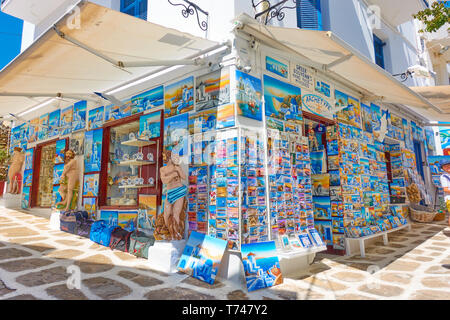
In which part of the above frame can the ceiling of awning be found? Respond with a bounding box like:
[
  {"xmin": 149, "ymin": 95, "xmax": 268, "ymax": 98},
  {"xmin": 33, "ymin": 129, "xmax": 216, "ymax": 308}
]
[
  {"xmin": 0, "ymin": 1, "xmax": 220, "ymax": 117},
  {"xmin": 234, "ymin": 14, "xmax": 442, "ymax": 119}
]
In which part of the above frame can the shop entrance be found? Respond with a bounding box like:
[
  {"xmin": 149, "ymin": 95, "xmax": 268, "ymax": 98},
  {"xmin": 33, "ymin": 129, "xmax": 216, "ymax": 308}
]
[
  {"xmin": 302, "ymin": 112, "xmax": 344, "ymax": 255},
  {"xmin": 31, "ymin": 140, "xmax": 57, "ymax": 208}
]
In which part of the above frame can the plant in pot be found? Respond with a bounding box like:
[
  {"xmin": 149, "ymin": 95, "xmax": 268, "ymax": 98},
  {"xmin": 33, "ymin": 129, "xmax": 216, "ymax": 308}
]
[{"xmin": 0, "ymin": 148, "xmax": 10, "ymax": 196}]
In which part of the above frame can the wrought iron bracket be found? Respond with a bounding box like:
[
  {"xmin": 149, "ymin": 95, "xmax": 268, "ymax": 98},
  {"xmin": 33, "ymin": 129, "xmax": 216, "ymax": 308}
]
[
  {"xmin": 167, "ymin": 0, "xmax": 209, "ymax": 31},
  {"xmin": 252, "ymin": 0, "xmax": 297, "ymax": 25},
  {"xmin": 392, "ymin": 70, "xmax": 413, "ymax": 83}
]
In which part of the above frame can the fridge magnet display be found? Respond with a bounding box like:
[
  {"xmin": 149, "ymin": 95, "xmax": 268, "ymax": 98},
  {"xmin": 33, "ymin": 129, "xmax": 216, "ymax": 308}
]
[
  {"xmin": 60, "ymin": 105, "xmax": 73, "ymax": 136},
  {"xmin": 84, "ymin": 128, "xmax": 103, "ymax": 173},
  {"xmin": 72, "ymin": 100, "xmax": 87, "ymax": 132},
  {"xmin": 165, "ymin": 76, "xmax": 195, "ymax": 117},
  {"xmin": 83, "ymin": 173, "xmax": 99, "ymax": 197},
  {"xmin": 48, "ymin": 109, "xmax": 61, "ymax": 138},
  {"xmin": 164, "ymin": 113, "xmax": 189, "ymax": 156},
  {"xmin": 177, "ymin": 231, "xmax": 228, "ymax": 285},
  {"xmin": 266, "ymin": 55, "xmax": 289, "ymax": 79},
  {"xmin": 139, "ymin": 111, "xmax": 161, "ymax": 139},
  {"xmin": 236, "ymin": 70, "xmax": 263, "ymax": 121},
  {"xmin": 241, "ymin": 241, "xmax": 283, "ymax": 292},
  {"xmin": 263, "ymin": 74, "xmax": 302, "ymax": 123},
  {"xmin": 100, "ymin": 210, "xmax": 118, "ymax": 226},
  {"xmin": 195, "ymin": 68, "xmax": 230, "ymax": 112},
  {"xmin": 88, "ymin": 106, "xmax": 104, "ymax": 130},
  {"xmin": 130, "ymin": 85, "xmax": 164, "ymax": 113}
]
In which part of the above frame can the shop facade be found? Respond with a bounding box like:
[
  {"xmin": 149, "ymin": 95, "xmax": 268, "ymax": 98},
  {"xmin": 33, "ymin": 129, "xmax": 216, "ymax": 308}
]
[{"xmin": 3, "ymin": 5, "xmax": 442, "ymax": 288}]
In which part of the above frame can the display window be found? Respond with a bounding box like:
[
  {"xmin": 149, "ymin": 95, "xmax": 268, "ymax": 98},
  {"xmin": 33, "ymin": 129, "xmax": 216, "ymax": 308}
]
[
  {"xmin": 30, "ymin": 141, "xmax": 56, "ymax": 208},
  {"xmin": 99, "ymin": 111, "xmax": 162, "ymax": 209}
]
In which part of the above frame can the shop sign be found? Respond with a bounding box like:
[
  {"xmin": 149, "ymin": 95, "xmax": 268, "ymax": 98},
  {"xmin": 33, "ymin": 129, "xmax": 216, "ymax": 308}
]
[
  {"xmin": 291, "ymin": 63, "xmax": 314, "ymax": 90},
  {"xmin": 302, "ymin": 91, "xmax": 334, "ymax": 120},
  {"xmin": 265, "ymin": 55, "xmax": 289, "ymax": 79}
]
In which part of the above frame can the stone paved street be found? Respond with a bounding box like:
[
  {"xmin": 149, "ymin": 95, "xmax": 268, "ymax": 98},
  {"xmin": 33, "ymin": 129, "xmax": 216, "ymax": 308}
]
[{"xmin": 0, "ymin": 206, "xmax": 449, "ymax": 300}]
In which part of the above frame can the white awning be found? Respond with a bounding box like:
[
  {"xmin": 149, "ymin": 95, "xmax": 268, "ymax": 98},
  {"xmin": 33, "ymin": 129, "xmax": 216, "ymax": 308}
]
[
  {"xmin": 0, "ymin": 1, "xmax": 224, "ymax": 117},
  {"xmin": 234, "ymin": 14, "xmax": 441, "ymax": 115},
  {"xmin": 411, "ymin": 86, "xmax": 450, "ymax": 112}
]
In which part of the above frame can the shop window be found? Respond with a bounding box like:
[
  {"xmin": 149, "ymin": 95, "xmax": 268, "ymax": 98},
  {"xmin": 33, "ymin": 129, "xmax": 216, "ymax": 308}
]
[
  {"xmin": 297, "ymin": 0, "xmax": 323, "ymax": 30},
  {"xmin": 373, "ymin": 34, "xmax": 386, "ymax": 69},
  {"xmin": 101, "ymin": 116, "xmax": 160, "ymax": 208},
  {"xmin": 120, "ymin": 0, "xmax": 148, "ymax": 20}
]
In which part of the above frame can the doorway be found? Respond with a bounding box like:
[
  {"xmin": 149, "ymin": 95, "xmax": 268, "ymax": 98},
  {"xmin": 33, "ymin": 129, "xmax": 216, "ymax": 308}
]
[{"xmin": 31, "ymin": 141, "xmax": 57, "ymax": 208}]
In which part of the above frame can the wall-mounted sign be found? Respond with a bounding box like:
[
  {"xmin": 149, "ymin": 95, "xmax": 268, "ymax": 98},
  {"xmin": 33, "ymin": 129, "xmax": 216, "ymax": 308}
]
[
  {"xmin": 265, "ymin": 55, "xmax": 289, "ymax": 79},
  {"xmin": 302, "ymin": 91, "xmax": 334, "ymax": 120},
  {"xmin": 291, "ymin": 63, "xmax": 314, "ymax": 90}
]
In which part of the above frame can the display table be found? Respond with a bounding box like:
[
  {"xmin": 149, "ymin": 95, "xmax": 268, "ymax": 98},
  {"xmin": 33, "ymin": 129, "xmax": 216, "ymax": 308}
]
[
  {"xmin": 345, "ymin": 223, "xmax": 411, "ymax": 257},
  {"xmin": 3, "ymin": 193, "xmax": 21, "ymax": 209},
  {"xmin": 277, "ymin": 245, "xmax": 327, "ymax": 277}
]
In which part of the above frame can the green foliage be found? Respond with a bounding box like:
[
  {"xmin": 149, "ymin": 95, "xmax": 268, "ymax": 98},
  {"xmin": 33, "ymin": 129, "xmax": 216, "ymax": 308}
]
[
  {"xmin": 0, "ymin": 147, "xmax": 10, "ymax": 182},
  {"xmin": 413, "ymin": 1, "xmax": 450, "ymax": 33}
]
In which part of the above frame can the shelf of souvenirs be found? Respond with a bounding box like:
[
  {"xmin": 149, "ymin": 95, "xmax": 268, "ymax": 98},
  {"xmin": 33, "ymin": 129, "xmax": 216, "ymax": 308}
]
[
  {"xmin": 118, "ymin": 160, "xmax": 156, "ymax": 166},
  {"xmin": 121, "ymin": 139, "xmax": 157, "ymax": 147},
  {"xmin": 118, "ymin": 184, "xmax": 155, "ymax": 189}
]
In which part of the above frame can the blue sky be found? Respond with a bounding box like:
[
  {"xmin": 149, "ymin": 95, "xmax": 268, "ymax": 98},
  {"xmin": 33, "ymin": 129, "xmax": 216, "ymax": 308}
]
[{"xmin": 0, "ymin": 11, "xmax": 23, "ymax": 70}]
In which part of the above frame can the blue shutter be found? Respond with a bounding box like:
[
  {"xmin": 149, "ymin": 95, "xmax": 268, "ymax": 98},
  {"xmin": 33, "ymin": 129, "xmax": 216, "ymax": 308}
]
[
  {"xmin": 297, "ymin": 0, "xmax": 322, "ymax": 30},
  {"xmin": 120, "ymin": 0, "xmax": 147, "ymax": 20}
]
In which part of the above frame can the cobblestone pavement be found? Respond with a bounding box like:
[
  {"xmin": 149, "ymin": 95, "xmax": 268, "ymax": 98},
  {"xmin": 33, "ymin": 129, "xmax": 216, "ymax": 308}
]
[{"xmin": 0, "ymin": 206, "xmax": 449, "ymax": 300}]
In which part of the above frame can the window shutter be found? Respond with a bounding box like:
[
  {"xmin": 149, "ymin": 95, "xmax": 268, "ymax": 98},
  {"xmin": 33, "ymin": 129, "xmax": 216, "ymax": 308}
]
[{"xmin": 297, "ymin": 0, "xmax": 322, "ymax": 30}]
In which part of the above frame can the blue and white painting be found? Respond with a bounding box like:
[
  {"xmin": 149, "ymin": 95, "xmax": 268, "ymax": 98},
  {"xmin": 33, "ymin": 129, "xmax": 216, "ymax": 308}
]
[
  {"xmin": 164, "ymin": 113, "xmax": 188, "ymax": 156},
  {"xmin": 84, "ymin": 128, "xmax": 103, "ymax": 173},
  {"xmin": 53, "ymin": 163, "xmax": 65, "ymax": 185},
  {"xmin": 241, "ymin": 241, "xmax": 283, "ymax": 292},
  {"xmin": 236, "ymin": 70, "xmax": 263, "ymax": 121},
  {"xmin": 100, "ymin": 210, "xmax": 119, "ymax": 226},
  {"xmin": 131, "ymin": 85, "xmax": 164, "ymax": 113},
  {"xmin": 72, "ymin": 100, "xmax": 87, "ymax": 132},
  {"xmin": 88, "ymin": 106, "xmax": 104, "ymax": 130},
  {"xmin": 177, "ymin": 231, "xmax": 228, "ymax": 285},
  {"xmin": 139, "ymin": 111, "xmax": 161, "ymax": 139},
  {"xmin": 48, "ymin": 109, "xmax": 61, "ymax": 138},
  {"xmin": 60, "ymin": 105, "xmax": 73, "ymax": 136},
  {"xmin": 264, "ymin": 74, "xmax": 302, "ymax": 123}
]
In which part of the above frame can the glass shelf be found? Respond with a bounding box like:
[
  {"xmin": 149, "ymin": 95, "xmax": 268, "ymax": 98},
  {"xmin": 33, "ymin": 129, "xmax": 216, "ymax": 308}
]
[
  {"xmin": 121, "ymin": 139, "xmax": 156, "ymax": 147},
  {"xmin": 118, "ymin": 160, "xmax": 155, "ymax": 166}
]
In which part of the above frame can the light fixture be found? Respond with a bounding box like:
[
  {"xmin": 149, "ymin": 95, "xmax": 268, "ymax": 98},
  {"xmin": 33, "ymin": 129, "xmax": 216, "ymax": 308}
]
[{"xmin": 17, "ymin": 99, "xmax": 56, "ymax": 117}]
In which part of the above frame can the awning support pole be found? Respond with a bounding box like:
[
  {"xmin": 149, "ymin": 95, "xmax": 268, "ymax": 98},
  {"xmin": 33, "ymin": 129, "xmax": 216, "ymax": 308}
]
[
  {"xmin": 324, "ymin": 54, "xmax": 353, "ymax": 70},
  {"xmin": 53, "ymin": 26, "xmax": 208, "ymax": 69},
  {"xmin": 0, "ymin": 92, "xmax": 100, "ymax": 103}
]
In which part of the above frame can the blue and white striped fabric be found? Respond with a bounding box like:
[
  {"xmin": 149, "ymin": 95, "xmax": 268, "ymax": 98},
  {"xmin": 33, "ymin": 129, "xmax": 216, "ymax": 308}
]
[{"xmin": 166, "ymin": 185, "xmax": 188, "ymax": 204}]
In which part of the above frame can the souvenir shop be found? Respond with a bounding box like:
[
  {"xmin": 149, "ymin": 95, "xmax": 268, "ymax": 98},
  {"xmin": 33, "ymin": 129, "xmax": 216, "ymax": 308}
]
[{"xmin": 3, "ymin": 9, "xmax": 440, "ymax": 291}]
